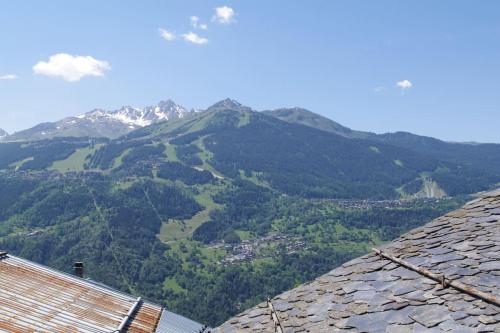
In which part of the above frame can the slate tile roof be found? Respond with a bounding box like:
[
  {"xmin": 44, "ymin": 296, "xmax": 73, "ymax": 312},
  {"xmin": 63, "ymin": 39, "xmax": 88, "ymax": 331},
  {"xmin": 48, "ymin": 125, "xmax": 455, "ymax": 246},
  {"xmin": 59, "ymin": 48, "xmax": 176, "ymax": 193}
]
[{"xmin": 213, "ymin": 189, "xmax": 500, "ymax": 332}]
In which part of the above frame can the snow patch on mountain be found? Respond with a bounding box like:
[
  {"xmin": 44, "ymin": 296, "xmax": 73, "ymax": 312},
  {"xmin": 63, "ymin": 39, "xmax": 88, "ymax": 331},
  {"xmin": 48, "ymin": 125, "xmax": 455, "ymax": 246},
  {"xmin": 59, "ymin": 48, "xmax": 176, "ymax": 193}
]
[
  {"xmin": 75, "ymin": 100, "xmax": 188, "ymax": 128},
  {"xmin": 7, "ymin": 99, "xmax": 192, "ymax": 141}
]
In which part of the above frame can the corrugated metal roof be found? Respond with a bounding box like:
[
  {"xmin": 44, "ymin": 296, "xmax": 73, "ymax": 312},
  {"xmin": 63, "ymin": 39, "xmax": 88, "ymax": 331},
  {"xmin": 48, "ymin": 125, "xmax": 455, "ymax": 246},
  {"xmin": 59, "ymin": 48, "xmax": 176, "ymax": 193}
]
[
  {"xmin": 0, "ymin": 254, "xmax": 162, "ymax": 333},
  {"xmin": 156, "ymin": 310, "xmax": 209, "ymax": 333}
]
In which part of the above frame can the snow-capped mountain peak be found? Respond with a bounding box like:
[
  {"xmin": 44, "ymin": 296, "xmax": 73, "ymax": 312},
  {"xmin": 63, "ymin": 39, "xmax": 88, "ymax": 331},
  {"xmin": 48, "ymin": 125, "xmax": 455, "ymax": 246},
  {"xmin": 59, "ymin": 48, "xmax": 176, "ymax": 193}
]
[
  {"xmin": 8, "ymin": 99, "xmax": 192, "ymax": 141},
  {"xmin": 75, "ymin": 100, "xmax": 190, "ymax": 128},
  {"xmin": 0, "ymin": 128, "xmax": 8, "ymax": 140}
]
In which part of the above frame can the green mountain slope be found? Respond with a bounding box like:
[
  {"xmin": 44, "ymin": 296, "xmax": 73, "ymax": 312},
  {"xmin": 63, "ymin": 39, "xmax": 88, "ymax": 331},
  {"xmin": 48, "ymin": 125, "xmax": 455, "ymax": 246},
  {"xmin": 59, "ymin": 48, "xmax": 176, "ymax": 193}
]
[
  {"xmin": 263, "ymin": 107, "xmax": 371, "ymax": 139},
  {"xmin": 0, "ymin": 99, "xmax": 496, "ymax": 326},
  {"xmin": 264, "ymin": 107, "xmax": 500, "ymax": 186},
  {"xmin": 372, "ymin": 131, "xmax": 500, "ymax": 175},
  {"xmin": 6, "ymin": 121, "xmax": 131, "ymax": 141},
  {"xmin": 119, "ymin": 102, "xmax": 499, "ymax": 199},
  {"xmin": 0, "ymin": 172, "xmax": 465, "ymax": 326},
  {"xmin": 2, "ymin": 101, "xmax": 498, "ymax": 199}
]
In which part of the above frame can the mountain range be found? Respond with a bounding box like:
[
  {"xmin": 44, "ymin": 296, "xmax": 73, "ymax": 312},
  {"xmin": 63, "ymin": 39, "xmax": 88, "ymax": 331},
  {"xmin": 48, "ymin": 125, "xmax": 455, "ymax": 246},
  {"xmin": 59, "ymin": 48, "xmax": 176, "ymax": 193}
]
[
  {"xmin": 3, "ymin": 99, "xmax": 190, "ymax": 141},
  {"xmin": 1, "ymin": 98, "xmax": 499, "ymax": 326},
  {"xmin": 265, "ymin": 106, "xmax": 500, "ymax": 177},
  {"xmin": 262, "ymin": 107, "xmax": 371, "ymax": 139},
  {"xmin": 0, "ymin": 128, "xmax": 7, "ymax": 139},
  {"xmin": 1, "ymin": 98, "xmax": 500, "ymax": 199}
]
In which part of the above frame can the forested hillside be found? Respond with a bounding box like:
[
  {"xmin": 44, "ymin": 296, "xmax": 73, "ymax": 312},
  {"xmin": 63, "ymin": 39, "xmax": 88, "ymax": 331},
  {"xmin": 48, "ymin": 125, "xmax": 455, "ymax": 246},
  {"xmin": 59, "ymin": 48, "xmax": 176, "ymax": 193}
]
[
  {"xmin": 0, "ymin": 173, "xmax": 464, "ymax": 325},
  {"xmin": 266, "ymin": 107, "xmax": 500, "ymax": 182},
  {"xmin": 0, "ymin": 100, "xmax": 497, "ymax": 326}
]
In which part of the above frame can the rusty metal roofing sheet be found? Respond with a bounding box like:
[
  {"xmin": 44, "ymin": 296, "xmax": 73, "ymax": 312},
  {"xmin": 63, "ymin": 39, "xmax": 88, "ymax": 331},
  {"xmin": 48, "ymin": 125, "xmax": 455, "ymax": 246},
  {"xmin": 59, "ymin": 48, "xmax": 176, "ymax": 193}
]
[{"xmin": 0, "ymin": 254, "xmax": 162, "ymax": 333}]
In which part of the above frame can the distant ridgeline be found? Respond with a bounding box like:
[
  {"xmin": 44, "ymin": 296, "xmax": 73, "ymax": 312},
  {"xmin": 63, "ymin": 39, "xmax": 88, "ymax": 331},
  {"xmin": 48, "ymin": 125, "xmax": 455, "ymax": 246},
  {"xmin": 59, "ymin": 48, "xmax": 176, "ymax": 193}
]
[
  {"xmin": 2, "ymin": 100, "xmax": 500, "ymax": 198},
  {"xmin": 0, "ymin": 99, "xmax": 499, "ymax": 326}
]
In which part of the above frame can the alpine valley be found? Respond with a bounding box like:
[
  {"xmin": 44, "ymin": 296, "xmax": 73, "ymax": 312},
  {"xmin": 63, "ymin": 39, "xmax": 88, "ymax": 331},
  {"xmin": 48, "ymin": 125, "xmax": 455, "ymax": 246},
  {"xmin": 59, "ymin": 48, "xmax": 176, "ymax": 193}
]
[{"xmin": 1, "ymin": 98, "xmax": 499, "ymax": 326}]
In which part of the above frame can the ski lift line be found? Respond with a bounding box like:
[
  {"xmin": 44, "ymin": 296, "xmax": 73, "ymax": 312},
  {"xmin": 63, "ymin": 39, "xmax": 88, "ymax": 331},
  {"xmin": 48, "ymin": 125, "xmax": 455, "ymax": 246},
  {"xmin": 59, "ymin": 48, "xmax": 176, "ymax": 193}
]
[
  {"xmin": 83, "ymin": 179, "xmax": 133, "ymax": 293},
  {"xmin": 140, "ymin": 186, "xmax": 163, "ymax": 256},
  {"xmin": 142, "ymin": 187, "xmax": 164, "ymax": 225}
]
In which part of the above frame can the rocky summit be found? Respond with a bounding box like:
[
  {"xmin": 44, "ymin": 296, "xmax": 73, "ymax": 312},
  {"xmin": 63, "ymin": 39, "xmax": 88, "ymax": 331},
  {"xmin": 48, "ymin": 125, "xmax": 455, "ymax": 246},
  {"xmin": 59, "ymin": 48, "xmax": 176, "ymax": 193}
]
[{"xmin": 4, "ymin": 99, "xmax": 191, "ymax": 141}]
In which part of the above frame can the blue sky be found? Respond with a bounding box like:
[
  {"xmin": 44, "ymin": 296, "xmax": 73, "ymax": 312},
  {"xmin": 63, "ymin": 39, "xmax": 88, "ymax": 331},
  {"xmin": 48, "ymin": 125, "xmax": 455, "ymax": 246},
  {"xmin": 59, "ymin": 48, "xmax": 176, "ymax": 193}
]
[{"xmin": 1, "ymin": 1, "xmax": 499, "ymax": 142}]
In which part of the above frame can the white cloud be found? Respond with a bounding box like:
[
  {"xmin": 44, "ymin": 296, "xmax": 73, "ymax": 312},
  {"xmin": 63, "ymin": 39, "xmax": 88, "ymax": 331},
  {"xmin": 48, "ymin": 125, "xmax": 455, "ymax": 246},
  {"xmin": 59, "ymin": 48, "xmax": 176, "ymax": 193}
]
[
  {"xmin": 396, "ymin": 79, "xmax": 413, "ymax": 90},
  {"xmin": 190, "ymin": 16, "xmax": 208, "ymax": 30},
  {"xmin": 33, "ymin": 53, "xmax": 110, "ymax": 82},
  {"xmin": 0, "ymin": 74, "xmax": 17, "ymax": 80},
  {"xmin": 373, "ymin": 86, "xmax": 386, "ymax": 93},
  {"xmin": 182, "ymin": 32, "xmax": 209, "ymax": 45},
  {"xmin": 213, "ymin": 6, "xmax": 236, "ymax": 24},
  {"xmin": 159, "ymin": 28, "xmax": 176, "ymax": 41},
  {"xmin": 190, "ymin": 16, "xmax": 199, "ymax": 28}
]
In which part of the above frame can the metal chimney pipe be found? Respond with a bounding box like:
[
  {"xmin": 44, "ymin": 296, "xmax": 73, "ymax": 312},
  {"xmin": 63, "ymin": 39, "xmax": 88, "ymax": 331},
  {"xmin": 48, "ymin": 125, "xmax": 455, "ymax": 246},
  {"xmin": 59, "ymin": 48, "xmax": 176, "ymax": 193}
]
[{"xmin": 74, "ymin": 262, "xmax": 84, "ymax": 278}]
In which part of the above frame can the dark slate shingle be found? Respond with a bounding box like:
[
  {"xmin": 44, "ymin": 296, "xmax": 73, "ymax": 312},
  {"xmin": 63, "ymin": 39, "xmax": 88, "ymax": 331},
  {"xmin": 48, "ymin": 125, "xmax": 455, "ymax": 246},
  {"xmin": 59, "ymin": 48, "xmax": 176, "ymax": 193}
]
[{"xmin": 213, "ymin": 189, "xmax": 500, "ymax": 332}]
